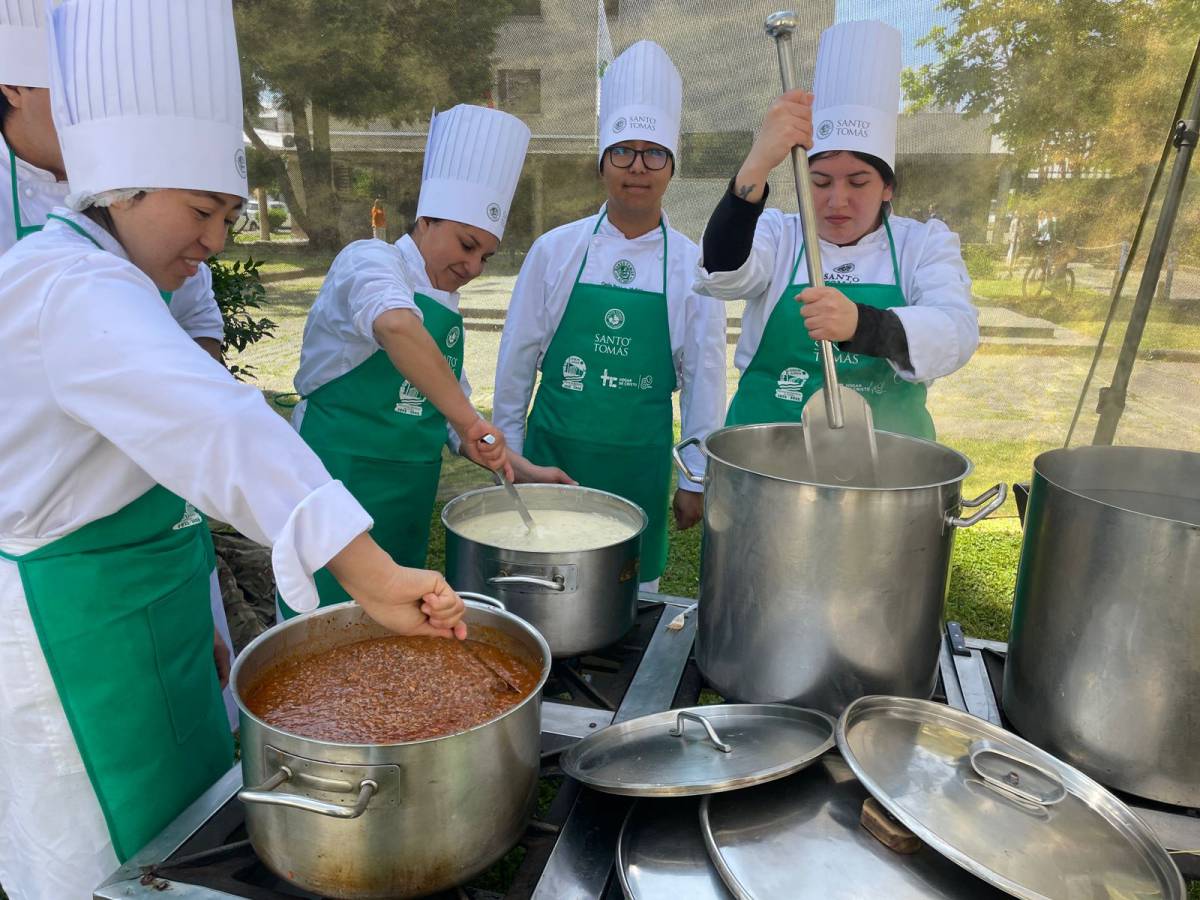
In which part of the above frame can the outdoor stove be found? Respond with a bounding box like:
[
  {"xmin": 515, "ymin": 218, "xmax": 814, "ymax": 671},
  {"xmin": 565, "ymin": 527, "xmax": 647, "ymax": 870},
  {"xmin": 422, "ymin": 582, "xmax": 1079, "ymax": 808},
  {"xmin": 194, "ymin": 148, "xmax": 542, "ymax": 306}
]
[{"xmin": 93, "ymin": 602, "xmax": 1198, "ymax": 899}]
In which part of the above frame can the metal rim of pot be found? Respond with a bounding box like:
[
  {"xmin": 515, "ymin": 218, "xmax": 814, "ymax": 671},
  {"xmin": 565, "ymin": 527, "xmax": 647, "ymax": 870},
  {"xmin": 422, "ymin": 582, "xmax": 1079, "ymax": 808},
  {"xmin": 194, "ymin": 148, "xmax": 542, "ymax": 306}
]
[
  {"xmin": 675, "ymin": 424, "xmax": 978, "ymax": 494},
  {"xmin": 231, "ymin": 595, "xmax": 551, "ymax": 751},
  {"xmin": 835, "ymin": 695, "xmax": 1186, "ymax": 900}
]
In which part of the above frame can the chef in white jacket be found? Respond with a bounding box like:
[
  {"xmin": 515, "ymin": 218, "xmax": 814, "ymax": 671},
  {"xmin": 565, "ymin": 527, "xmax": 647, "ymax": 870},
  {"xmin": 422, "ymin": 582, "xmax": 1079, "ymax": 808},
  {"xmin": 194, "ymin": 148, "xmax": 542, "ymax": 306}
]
[
  {"xmin": 286, "ymin": 104, "xmax": 572, "ymax": 619},
  {"xmin": 695, "ymin": 21, "xmax": 978, "ymax": 437},
  {"xmin": 0, "ymin": 0, "xmax": 240, "ymax": 716},
  {"xmin": 493, "ymin": 41, "xmax": 727, "ymax": 591},
  {"xmin": 0, "ymin": 3, "xmax": 465, "ymax": 898}
]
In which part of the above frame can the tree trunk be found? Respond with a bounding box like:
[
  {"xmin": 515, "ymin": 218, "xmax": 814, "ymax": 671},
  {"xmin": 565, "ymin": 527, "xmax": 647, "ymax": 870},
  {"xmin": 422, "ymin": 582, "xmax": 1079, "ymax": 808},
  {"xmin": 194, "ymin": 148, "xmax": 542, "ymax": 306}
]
[
  {"xmin": 242, "ymin": 117, "xmax": 312, "ymax": 240},
  {"xmin": 288, "ymin": 97, "xmax": 340, "ymax": 250}
]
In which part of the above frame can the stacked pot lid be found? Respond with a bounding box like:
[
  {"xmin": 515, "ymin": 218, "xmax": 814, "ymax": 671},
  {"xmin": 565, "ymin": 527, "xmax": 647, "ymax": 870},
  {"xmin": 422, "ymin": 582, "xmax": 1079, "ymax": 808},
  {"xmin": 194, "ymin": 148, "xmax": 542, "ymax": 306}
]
[{"xmin": 560, "ymin": 699, "xmax": 1186, "ymax": 899}]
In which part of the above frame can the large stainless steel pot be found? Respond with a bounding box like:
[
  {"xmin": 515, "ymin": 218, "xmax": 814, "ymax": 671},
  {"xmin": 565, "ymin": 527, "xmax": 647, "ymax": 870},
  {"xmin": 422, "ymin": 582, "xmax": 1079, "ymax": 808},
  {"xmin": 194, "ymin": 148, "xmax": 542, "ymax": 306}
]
[
  {"xmin": 231, "ymin": 596, "xmax": 551, "ymax": 899},
  {"xmin": 675, "ymin": 424, "xmax": 1006, "ymax": 714},
  {"xmin": 1004, "ymin": 445, "xmax": 1200, "ymax": 807},
  {"xmin": 443, "ymin": 484, "xmax": 647, "ymax": 658}
]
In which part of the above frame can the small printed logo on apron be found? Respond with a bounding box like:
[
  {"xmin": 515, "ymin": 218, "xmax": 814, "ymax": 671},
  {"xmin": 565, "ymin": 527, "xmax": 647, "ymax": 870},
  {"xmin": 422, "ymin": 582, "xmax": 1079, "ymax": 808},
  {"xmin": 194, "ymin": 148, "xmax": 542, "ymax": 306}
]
[
  {"xmin": 604, "ymin": 308, "xmax": 626, "ymax": 330},
  {"xmin": 561, "ymin": 355, "xmax": 587, "ymax": 392},
  {"xmin": 446, "ymin": 326, "xmax": 461, "ymax": 348},
  {"xmin": 774, "ymin": 367, "xmax": 809, "ymax": 402},
  {"xmin": 612, "ymin": 259, "xmax": 636, "ymax": 285},
  {"xmin": 171, "ymin": 503, "xmax": 203, "ymax": 531},
  {"xmin": 395, "ymin": 379, "xmax": 426, "ymax": 415}
]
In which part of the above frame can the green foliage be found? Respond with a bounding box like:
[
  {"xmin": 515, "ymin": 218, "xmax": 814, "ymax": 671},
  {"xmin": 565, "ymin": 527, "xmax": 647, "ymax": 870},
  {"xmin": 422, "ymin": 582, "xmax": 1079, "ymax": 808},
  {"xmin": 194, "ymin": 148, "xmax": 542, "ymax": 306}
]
[
  {"xmin": 266, "ymin": 207, "xmax": 288, "ymax": 232},
  {"xmin": 961, "ymin": 242, "xmax": 1005, "ymax": 280},
  {"xmin": 206, "ymin": 256, "xmax": 277, "ymax": 381}
]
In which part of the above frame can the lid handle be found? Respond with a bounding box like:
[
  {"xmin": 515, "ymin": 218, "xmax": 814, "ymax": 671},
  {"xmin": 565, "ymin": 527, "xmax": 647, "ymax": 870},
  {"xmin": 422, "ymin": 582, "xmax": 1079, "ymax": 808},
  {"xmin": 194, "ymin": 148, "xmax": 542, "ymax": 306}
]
[
  {"xmin": 969, "ymin": 742, "xmax": 1067, "ymax": 808},
  {"xmin": 670, "ymin": 710, "xmax": 732, "ymax": 753}
]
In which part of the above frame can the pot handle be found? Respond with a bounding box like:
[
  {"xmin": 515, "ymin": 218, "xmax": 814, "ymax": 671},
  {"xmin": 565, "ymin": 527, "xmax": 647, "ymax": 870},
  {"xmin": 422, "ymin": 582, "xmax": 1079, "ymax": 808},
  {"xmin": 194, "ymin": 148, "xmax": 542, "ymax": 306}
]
[
  {"xmin": 459, "ymin": 591, "xmax": 507, "ymax": 611},
  {"xmin": 670, "ymin": 710, "xmax": 732, "ymax": 753},
  {"xmin": 946, "ymin": 483, "xmax": 1008, "ymax": 528},
  {"xmin": 239, "ymin": 766, "xmax": 378, "ymax": 819},
  {"xmin": 487, "ymin": 574, "xmax": 566, "ymax": 592},
  {"xmin": 672, "ymin": 437, "xmax": 704, "ymax": 485}
]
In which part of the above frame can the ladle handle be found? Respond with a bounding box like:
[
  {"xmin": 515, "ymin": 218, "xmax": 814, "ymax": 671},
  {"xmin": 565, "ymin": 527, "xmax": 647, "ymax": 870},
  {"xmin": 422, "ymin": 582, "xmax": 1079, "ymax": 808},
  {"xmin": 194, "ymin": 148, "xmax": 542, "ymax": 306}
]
[{"xmin": 767, "ymin": 12, "xmax": 843, "ymax": 428}]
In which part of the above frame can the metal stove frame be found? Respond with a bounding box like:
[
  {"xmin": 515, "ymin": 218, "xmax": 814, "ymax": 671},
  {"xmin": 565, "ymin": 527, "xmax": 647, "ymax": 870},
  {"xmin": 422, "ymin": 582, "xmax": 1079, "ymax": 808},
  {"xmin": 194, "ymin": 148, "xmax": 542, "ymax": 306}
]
[{"xmin": 94, "ymin": 600, "xmax": 1197, "ymax": 898}]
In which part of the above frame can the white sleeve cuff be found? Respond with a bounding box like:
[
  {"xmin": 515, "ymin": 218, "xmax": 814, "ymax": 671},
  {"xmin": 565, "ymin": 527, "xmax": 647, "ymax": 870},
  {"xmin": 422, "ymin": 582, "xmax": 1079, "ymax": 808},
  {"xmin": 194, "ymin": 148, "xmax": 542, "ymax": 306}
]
[{"xmin": 272, "ymin": 480, "xmax": 373, "ymax": 613}]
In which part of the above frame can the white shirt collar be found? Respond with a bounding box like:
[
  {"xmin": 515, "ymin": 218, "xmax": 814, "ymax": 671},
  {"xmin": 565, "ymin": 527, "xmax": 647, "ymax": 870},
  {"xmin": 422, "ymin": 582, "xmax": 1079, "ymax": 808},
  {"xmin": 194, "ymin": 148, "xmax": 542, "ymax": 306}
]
[
  {"xmin": 394, "ymin": 233, "xmax": 457, "ymax": 302},
  {"xmin": 819, "ymin": 220, "xmax": 888, "ymax": 254},
  {"xmin": 596, "ymin": 203, "xmax": 669, "ymax": 243},
  {"xmin": 1, "ymin": 131, "xmax": 64, "ymax": 185},
  {"xmin": 43, "ymin": 206, "xmax": 131, "ymax": 262}
]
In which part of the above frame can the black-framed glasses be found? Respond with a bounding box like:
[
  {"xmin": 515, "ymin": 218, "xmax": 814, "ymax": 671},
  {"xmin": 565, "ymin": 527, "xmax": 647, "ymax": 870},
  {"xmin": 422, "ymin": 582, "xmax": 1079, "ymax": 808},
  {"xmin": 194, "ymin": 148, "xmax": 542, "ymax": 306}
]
[{"xmin": 607, "ymin": 145, "xmax": 672, "ymax": 171}]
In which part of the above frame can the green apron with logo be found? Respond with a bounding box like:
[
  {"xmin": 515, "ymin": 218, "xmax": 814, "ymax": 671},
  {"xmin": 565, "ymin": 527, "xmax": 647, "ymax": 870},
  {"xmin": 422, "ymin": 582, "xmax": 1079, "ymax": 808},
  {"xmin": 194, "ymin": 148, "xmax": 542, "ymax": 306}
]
[
  {"xmin": 726, "ymin": 217, "xmax": 935, "ymax": 439},
  {"xmin": 281, "ymin": 292, "xmax": 463, "ymax": 616},
  {"xmin": 525, "ymin": 214, "xmax": 677, "ymax": 582},
  {"xmin": 0, "ymin": 486, "xmax": 233, "ymax": 863}
]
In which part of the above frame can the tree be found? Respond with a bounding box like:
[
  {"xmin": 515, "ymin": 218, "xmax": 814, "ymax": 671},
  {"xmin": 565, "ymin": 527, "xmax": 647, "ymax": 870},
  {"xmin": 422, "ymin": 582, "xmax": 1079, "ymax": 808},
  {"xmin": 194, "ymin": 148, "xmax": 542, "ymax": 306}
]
[{"xmin": 236, "ymin": 0, "xmax": 514, "ymax": 249}]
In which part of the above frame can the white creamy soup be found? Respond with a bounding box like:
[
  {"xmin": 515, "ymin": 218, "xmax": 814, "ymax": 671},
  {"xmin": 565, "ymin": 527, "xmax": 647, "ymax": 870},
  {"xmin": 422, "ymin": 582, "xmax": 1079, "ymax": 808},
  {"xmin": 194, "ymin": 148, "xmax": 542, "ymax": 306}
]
[{"xmin": 454, "ymin": 508, "xmax": 637, "ymax": 552}]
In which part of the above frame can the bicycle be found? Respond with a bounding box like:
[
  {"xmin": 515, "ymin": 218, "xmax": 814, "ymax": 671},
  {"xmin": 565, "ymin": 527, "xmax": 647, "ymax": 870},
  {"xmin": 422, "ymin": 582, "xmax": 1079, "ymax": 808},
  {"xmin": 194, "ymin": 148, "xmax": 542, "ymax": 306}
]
[{"xmin": 1022, "ymin": 239, "xmax": 1076, "ymax": 299}]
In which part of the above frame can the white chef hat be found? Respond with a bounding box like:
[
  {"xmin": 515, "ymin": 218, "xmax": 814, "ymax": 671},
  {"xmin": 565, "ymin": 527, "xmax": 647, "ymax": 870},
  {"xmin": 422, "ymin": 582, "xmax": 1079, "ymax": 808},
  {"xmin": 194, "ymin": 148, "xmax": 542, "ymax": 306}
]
[
  {"xmin": 416, "ymin": 104, "xmax": 530, "ymax": 242},
  {"xmin": 47, "ymin": 0, "xmax": 249, "ymax": 210},
  {"xmin": 809, "ymin": 20, "xmax": 902, "ymax": 172},
  {"xmin": 0, "ymin": 0, "xmax": 55, "ymax": 88},
  {"xmin": 598, "ymin": 40, "xmax": 682, "ymax": 167}
]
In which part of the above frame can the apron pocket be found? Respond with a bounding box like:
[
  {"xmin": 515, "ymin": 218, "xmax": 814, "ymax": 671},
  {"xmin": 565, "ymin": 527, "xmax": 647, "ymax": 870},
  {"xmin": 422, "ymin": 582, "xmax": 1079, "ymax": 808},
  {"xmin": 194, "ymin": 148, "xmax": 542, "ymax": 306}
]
[{"xmin": 146, "ymin": 565, "xmax": 219, "ymax": 745}]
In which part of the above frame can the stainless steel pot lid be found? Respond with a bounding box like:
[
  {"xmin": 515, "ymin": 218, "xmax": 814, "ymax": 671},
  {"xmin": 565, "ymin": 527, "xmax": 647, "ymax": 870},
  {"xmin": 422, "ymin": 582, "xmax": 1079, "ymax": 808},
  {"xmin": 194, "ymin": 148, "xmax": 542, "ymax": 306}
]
[
  {"xmin": 559, "ymin": 704, "xmax": 834, "ymax": 797},
  {"xmin": 617, "ymin": 798, "xmax": 731, "ymax": 899},
  {"xmin": 701, "ymin": 753, "xmax": 1007, "ymax": 899},
  {"xmin": 836, "ymin": 697, "xmax": 1186, "ymax": 899}
]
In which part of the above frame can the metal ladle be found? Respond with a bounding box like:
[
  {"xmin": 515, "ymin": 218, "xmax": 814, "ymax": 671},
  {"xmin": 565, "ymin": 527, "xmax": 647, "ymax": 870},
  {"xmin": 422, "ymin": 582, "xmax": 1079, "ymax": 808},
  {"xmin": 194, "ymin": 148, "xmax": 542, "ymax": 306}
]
[{"xmin": 480, "ymin": 433, "xmax": 536, "ymax": 532}]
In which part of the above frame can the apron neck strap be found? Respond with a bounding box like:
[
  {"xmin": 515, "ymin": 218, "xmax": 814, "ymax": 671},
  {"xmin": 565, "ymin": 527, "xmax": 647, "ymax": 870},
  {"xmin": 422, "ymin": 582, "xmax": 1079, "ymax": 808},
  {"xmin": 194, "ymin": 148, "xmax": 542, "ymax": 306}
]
[
  {"xmin": 790, "ymin": 212, "xmax": 901, "ymax": 286},
  {"xmin": 574, "ymin": 209, "xmax": 669, "ymax": 293}
]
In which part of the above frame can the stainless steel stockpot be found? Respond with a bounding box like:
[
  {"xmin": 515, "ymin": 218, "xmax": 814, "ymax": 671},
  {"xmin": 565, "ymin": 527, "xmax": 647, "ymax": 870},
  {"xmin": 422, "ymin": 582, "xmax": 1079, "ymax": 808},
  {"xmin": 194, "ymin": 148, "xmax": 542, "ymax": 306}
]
[
  {"xmin": 675, "ymin": 424, "xmax": 1005, "ymax": 714},
  {"xmin": 443, "ymin": 484, "xmax": 647, "ymax": 658},
  {"xmin": 231, "ymin": 596, "xmax": 550, "ymax": 899}
]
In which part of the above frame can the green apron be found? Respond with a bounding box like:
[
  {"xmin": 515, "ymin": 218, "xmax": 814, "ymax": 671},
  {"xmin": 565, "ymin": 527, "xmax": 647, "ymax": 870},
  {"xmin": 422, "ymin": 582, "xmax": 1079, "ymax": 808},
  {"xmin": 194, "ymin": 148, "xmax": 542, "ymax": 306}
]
[
  {"xmin": 281, "ymin": 292, "xmax": 464, "ymax": 616},
  {"xmin": 0, "ymin": 486, "xmax": 233, "ymax": 863},
  {"xmin": 725, "ymin": 217, "xmax": 935, "ymax": 439},
  {"xmin": 525, "ymin": 214, "xmax": 677, "ymax": 582}
]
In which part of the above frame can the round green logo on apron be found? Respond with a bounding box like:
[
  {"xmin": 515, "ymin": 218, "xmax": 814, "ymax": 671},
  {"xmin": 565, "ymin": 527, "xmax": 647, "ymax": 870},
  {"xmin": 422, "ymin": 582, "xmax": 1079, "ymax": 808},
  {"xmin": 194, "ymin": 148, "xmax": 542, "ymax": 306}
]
[
  {"xmin": 612, "ymin": 259, "xmax": 636, "ymax": 284},
  {"xmin": 604, "ymin": 308, "xmax": 626, "ymax": 329}
]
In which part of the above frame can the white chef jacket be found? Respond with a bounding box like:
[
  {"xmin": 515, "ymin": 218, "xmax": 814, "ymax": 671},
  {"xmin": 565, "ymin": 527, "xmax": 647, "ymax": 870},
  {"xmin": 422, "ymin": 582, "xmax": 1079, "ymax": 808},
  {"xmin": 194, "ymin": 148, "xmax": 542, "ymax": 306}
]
[
  {"xmin": 0, "ymin": 211, "xmax": 371, "ymax": 900},
  {"xmin": 693, "ymin": 210, "xmax": 978, "ymax": 384},
  {"xmin": 2, "ymin": 134, "xmax": 225, "ymax": 342},
  {"xmin": 493, "ymin": 208, "xmax": 727, "ymax": 491},
  {"xmin": 292, "ymin": 234, "xmax": 471, "ymax": 450}
]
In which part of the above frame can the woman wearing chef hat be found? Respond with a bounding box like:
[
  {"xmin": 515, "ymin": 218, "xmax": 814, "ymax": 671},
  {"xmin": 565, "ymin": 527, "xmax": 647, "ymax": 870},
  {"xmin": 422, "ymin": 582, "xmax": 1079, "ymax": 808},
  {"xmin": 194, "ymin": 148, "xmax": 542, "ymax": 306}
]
[
  {"xmin": 0, "ymin": 3, "xmax": 466, "ymax": 897},
  {"xmin": 284, "ymin": 103, "xmax": 573, "ymax": 617},
  {"xmin": 1, "ymin": 0, "xmax": 244, "ymax": 717},
  {"xmin": 696, "ymin": 21, "xmax": 978, "ymax": 437},
  {"xmin": 493, "ymin": 40, "xmax": 727, "ymax": 591}
]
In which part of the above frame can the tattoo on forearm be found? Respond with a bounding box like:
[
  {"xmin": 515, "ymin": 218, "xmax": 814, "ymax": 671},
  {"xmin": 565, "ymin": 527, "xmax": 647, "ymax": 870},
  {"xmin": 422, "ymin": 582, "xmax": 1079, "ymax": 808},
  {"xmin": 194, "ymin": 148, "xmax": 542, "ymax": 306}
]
[{"xmin": 735, "ymin": 183, "xmax": 756, "ymax": 200}]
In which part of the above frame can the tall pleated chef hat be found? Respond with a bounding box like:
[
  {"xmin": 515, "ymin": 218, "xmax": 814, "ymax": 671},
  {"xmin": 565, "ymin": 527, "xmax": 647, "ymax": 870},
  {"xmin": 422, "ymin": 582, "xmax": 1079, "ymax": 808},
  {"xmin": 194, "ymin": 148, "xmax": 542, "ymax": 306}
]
[
  {"xmin": 46, "ymin": 0, "xmax": 249, "ymax": 210},
  {"xmin": 0, "ymin": 0, "xmax": 56, "ymax": 88},
  {"xmin": 598, "ymin": 40, "xmax": 682, "ymax": 167},
  {"xmin": 809, "ymin": 20, "xmax": 902, "ymax": 172},
  {"xmin": 416, "ymin": 104, "xmax": 531, "ymax": 242}
]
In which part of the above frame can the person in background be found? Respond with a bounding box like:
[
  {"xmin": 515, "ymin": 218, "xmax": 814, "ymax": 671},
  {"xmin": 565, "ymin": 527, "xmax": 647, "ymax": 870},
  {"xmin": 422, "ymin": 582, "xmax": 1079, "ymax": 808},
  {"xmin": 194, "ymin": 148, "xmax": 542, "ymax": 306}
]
[
  {"xmin": 371, "ymin": 196, "xmax": 386, "ymax": 240},
  {"xmin": 0, "ymin": 3, "xmax": 466, "ymax": 896},
  {"xmin": 284, "ymin": 104, "xmax": 573, "ymax": 619},
  {"xmin": 493, "ymin": 41, "xmax": 727, "ymax": 593},
  {"xmin": 695, "ymin": 20, "xmax": 978, "ymax": 439}
]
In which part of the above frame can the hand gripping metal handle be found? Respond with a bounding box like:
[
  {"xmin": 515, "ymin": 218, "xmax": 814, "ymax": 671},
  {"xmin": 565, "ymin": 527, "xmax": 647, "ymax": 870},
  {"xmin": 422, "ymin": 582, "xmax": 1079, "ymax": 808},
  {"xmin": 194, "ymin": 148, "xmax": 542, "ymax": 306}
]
[
  {"xmin": 239, "ymin": 767, "xmax": 378, "ymax": 819},
  {"xmin": 946, "ymin": 483, "xmax": 1008, "ymax": 528},
  {"xmin": 672, "ymin": 436, "xmax": 704, "ymax": 484},
  {"xmin": 766, "ymin": 10, "xmax": 844, "ymax": 428},
  {"xmin": 670, "ymin": 710, "xmax": 733, "ymax": 753},
  {"xmin": 487, "ymin": 575, "xmax": 566, "ymax": 592},
  {"xmin": 458, "ymin": 591, "xmax": 507, "ymax": 610}
]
